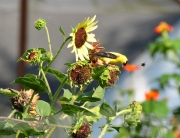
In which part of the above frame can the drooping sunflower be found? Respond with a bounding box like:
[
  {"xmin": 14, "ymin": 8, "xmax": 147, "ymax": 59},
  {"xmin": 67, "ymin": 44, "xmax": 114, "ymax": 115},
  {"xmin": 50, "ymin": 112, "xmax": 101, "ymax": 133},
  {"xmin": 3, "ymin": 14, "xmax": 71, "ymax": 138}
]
[{"xmin": 67, "ymin": 15, "xmax": 98, "ymax": 61}]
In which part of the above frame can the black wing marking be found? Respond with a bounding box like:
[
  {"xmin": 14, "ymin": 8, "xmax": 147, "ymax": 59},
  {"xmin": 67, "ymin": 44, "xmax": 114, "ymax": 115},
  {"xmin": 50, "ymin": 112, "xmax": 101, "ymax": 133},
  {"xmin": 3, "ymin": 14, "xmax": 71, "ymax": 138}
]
[{"xmin": 95, "ymin": 52, "xmax": 117, "ymax": 59}]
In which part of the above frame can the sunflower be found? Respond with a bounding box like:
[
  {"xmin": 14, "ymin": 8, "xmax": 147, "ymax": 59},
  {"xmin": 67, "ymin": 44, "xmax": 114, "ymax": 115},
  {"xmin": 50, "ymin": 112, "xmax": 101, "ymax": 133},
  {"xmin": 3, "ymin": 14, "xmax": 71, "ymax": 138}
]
[{"xmin": 67, "ymin": 15, "xmax": 98, "ymax": 61}]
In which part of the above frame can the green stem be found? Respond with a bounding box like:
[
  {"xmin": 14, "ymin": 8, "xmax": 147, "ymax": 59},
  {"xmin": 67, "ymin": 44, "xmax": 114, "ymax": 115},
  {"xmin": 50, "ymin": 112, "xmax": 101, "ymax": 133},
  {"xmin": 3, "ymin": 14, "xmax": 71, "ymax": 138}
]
[
  {"xmin": 98, "ymin": 123, "xmax": 109, "ymax": 138},
  {"xmin": 44, "ymin": 36, "xmax": 72, "ymax": 74},
  {"xmin": 98, "ymin": 109, "xmax": 132, "ymax": 138},
  {"xmin": 8, "ymin": 110, "xmax": 16, "ymax": 118},
  {"xmin": 45, "ymin": 24, "xmax": 53, "ymax": 60},
  {"xmin": 40, "ymin": 65, "xmax": 53, "ymax": 101},
  {"xmin": 51, "ymin": 76, "xmax": 67, "ymax": 106},
  {"xmin": 16, "ymin": 130, "xmax": 21, "ymax": 138},
  {"xmin": 24, "ymin": 91, "xmax": 35, "ymax": 114},
  {"xmin": 162, "ymin": 31, "xmax": 169, "ymax": 39},
  {"xmin": 46, "ymin": 127, "xmax": 56, "ymax": 138}
]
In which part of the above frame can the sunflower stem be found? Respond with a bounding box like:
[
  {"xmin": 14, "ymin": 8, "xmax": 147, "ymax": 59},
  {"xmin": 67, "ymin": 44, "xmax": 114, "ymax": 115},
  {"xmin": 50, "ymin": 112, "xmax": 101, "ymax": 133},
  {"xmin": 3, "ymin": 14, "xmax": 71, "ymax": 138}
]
[
  {"xmin": 24, "ymin": 91, "xmax": 35, "ymax": 114},
  {"xmin": 98, "ymin": 109, "xmax": 132, "ymax": 138},
  {"xmin": 51, "ymin": 76, "xmax": 67, "ymax": 106},
  {"xmin": 39, "ymin": 62, "xmax": 53, "ymax": 102},
  {"xmin": 45, "ymin": 24, "xmax": 53, "ymax": 60},
  {"xmin": 43, "ymin": 36, "xmax": 72, "ymax": 75},
  {"xmin": 8, "ymin": 110, "xmax": 16, "ymax": 118}
]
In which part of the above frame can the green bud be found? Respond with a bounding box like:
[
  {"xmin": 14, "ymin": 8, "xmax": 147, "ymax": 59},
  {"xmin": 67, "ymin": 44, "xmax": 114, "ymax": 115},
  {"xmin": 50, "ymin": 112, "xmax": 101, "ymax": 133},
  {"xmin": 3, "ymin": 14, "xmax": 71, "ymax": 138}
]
[
  {"xmin": 34, "ymin": 18, "xmax": 46, "ymax": 30},
  {"xmin": 124, "ymin": 101, "xmax": 142, "ymax": 126}
]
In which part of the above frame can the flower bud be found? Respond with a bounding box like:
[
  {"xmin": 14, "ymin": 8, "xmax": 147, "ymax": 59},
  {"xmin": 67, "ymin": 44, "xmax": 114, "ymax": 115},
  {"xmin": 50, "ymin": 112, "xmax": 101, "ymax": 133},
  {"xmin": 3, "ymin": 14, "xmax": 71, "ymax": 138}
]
[
  {"xmin": 34, "ymin": 18, "xmax": 46, "ymax": 30},
  {"xmin": 124, "ymin": 101, "xmax": 142, "ymax": 126}
]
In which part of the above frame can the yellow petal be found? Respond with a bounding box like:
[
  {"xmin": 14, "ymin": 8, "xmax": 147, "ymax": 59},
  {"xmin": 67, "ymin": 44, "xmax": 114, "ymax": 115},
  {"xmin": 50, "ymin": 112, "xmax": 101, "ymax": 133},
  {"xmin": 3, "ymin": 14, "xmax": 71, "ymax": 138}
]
[
  {"xmin": 87, "ymin": 33, "xmax": 96, "ymax": 42},
  {"xmin": 78, "ymin": 49, "xmax": 85, "ymax": 60}
]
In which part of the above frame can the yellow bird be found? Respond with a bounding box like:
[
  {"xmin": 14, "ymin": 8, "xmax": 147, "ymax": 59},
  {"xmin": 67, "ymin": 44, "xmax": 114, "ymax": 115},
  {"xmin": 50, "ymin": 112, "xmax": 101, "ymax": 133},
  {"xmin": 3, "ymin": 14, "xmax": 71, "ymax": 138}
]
[{"xmin": 91, "ymin": 52, "xmax": 128, "ymax": 66}]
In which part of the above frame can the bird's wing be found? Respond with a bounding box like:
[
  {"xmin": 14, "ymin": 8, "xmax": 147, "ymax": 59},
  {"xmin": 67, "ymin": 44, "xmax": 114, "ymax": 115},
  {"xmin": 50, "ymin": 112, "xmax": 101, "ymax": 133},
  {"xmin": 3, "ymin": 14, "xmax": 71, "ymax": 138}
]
[{"xmin": 94, "ymin": 52, "xmax": 117, "ymax": 59}]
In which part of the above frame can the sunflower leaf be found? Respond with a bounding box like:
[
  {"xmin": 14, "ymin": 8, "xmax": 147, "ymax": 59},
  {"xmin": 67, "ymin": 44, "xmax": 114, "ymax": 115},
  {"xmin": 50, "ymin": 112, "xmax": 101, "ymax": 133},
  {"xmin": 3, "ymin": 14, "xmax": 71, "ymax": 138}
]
[
  {"xmin": 44, "ymin": 67, "xmax": 70, "ymax": 85},
  {"xmin": 36, "ymin": 100, "xmax": 51, "ymax": 117},
  {"xmin": 61, "ymin": 104, "xmax": 96, "ymax": 116},
  {"xmin": 13, "ymin": 74, "xmax": 47, "ymax": 93},
  {"xmin": 100, "ymin": 101, "xmax": 116, "ymax": 118},
  {"xmin": 59, "ymin": 26, "xmax": 65, "ymax": 37}
]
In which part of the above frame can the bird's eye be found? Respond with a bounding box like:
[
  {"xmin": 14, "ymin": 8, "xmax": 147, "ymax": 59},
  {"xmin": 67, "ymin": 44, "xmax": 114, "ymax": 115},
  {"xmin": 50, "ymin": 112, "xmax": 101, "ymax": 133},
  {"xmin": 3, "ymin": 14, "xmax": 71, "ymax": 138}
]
[{"xmin": 123, "ymin": 62, "xmax": 127, "ymax": 66}]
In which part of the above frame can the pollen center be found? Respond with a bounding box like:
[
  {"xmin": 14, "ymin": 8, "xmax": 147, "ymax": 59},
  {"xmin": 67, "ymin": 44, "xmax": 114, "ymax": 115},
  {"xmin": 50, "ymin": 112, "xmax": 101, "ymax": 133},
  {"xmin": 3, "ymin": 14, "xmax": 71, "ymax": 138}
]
[{"xmin": 75, "ymin": 28, "xmax": 87, "ymax": 48}]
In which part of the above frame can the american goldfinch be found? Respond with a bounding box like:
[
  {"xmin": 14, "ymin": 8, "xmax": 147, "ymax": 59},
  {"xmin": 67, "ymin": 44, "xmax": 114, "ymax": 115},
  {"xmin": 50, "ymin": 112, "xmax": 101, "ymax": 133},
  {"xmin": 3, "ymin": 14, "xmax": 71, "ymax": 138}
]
[{"xmin": 91, "ymin": 52, "xmax": 128, "ymax": 66}]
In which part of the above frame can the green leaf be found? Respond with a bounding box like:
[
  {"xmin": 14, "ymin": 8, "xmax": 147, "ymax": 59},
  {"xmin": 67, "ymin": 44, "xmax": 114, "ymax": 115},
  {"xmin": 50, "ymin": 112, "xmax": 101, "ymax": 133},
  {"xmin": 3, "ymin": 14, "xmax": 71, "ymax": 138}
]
[
  {"xmin": 0, "ymin": 121, "xmax": 6, "ymax": 129},
  {"xmin": 76, "ymin": 86, "xmax": 104, "ymax": 103},
  {"xmin": 100, "ymin": 101, "xmax": 116, "ymax": 118},
  {"xmin": 76, "ymin": 91, "xmax": 101, "ymax": 103},
  {"xmin": 86, "ymin": 106, "xmax": 102, "ymax": 123},
  {"xmin": 92, "ymin": 65, "xmax": 106, "ymax": 80},
  {"xmin": 36, "ymin": 100, "xmax": 51, "ymax": 117},
  {"xmin": 59, "ymin": 26, "xmax": 65, "ymax": 36},
  {"xmin": 116, "ymin": 127, "xmax": 129, "ymax": 138},
  {"xmin": 48, "ymin": 116, "xmax": 61, "ymax": 125},
  {"xmin": 0, "ymin": 88, "xmax": 19, "ymax": 97},
  {"xmin": 63, "ymin": 89, "xmax": 72, "ymax": 99},
  {"xmin": 14, "ymin": 123, "xmax": 44, "ymax": 136},
  {"xmin": 45, "ymin": 67, "xmax": 70, "ymax": 85},
  {"xmin": 0, "ymin": 121, "xmax": 16, "ymax": 136},
  {"xmin": 61, "ymin": 104, "xmax": 96, "ymax": 116},
  {"xmin": 59, "ymin": 89, "xmax": 72, "ymax": 102},
  {"xmin": 64, "ymin": 62, "xmax": 72, "ymax": 67},
  {"xmin": 92, "ymin": 86, "xmax": 105, "ymax": 100},
  {"xmin": 37, "ymin": 47, "xmax": 47, "ymax": 54},
  {"xmin": 110, "ymin": 125, "xmax": 121, "ymax": 133},
  {"xmin": 13, "ymin": 74, "xmax": 47, "ymax": 93},
  {"xmin": 106, "ymin": 129, "xmax": 114, "ymax": 132},
  {"xmin": 142, "ymin": 100, "xmax": 169, "ymax": 118},
  {"xmin": 164, "ymin": 130, "xmax": 176, "ymax": 138}
]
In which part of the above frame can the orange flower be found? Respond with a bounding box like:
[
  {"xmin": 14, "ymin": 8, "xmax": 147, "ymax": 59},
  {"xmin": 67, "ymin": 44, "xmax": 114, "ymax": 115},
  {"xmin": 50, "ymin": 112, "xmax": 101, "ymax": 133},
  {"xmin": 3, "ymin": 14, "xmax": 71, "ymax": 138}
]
[
  {"xmin": 174, "ymin": 131, "xmax": 180, "ymax": 138},
  {"xmin": 145, "ymin": 90, "xmax": 159, "ymax": 100},
  {"xmin": 123, "ymin": 64, "xmax": 140, "ymax": 72},
  {"xmin": 154, "ymin": 21, "xmax": 173, "ymax": 34}
]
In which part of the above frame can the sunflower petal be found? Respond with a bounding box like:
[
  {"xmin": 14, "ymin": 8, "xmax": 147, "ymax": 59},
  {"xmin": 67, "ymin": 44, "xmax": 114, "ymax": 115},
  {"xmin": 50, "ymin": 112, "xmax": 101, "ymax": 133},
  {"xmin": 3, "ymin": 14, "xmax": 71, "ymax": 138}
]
[
  {"xmin": 77, "ymin": 49, "xmax": 85, "ymax": 60},
  {"xmin": 87, "ymin": 33, "xmax": 96, "ymax": 42},
  {"xmin": 86, "ymin": 25, "xmax": 98, "ymax": 32},
  {"xmin": 67, "ymin": 42, "xmax": 73, "ymax": 48},
  {"xmin": 84, "ymin": 42, "xmax": 93, "ymax": 49}
]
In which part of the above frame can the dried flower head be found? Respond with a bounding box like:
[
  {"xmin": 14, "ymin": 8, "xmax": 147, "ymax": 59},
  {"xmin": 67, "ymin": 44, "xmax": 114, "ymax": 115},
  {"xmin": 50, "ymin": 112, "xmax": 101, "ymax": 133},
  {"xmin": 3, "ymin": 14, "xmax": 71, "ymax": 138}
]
[
  {"xmin": 72, "ymin": 119, "xmax": 90, "ymax": 138},
  {"xmin": 67, "ymin": 15, "xmax": 98, "ymax": 61},
  {"xmin": 68, "ymin": 60, "xmax": 92, "ymax": 85},
  {"xmin": 10, "ymin": 89, "xmax": 39, "ymax": 115},
  {"xmin": 98, "ymin": 65, "xmax": 120, "ymax": 88},
  {"xmin": 89, "ymin": 41, "xmax": 105, "ymax": 67}
]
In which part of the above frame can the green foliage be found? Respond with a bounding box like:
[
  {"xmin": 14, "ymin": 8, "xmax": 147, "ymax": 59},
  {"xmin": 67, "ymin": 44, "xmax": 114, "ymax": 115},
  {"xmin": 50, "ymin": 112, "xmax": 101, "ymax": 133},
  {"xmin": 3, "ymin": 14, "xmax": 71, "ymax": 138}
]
[
  {"xmin": 0, "ymin": 16, "xmax": 143, "ymax": 138},
  {"xmin": 61, "ymin": 104, "xmax": 96, "ymax": 116},
  {"xmin": 142, "ymin": 100, "xmax": 169, "ymax": 118},
  {"xmin": 100, "ymin": 101, "xmax": 116, "ymax": 118},
  {"xmin": 36, "ymin": 100, "xmax": 51, "ymax": 117},
  {"xmin": 13, "ymin": 74, "xmax": 47, "ymax": 92},
  {"xmin": 45, "ymin": 67, "xmax": 70, "ymax": 85}
]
